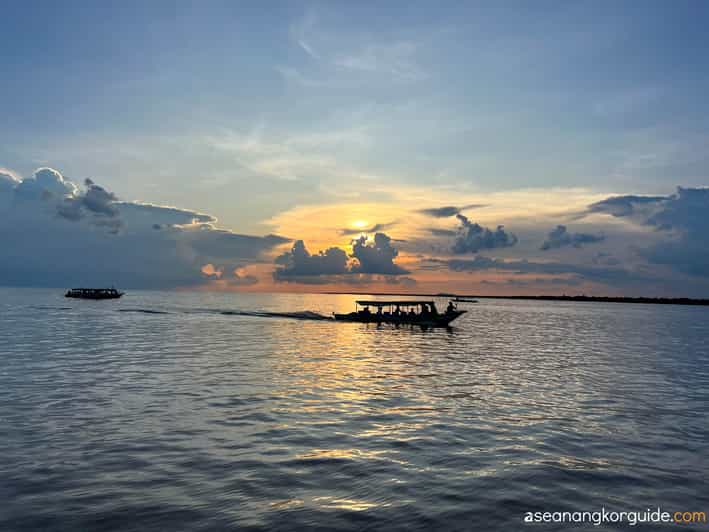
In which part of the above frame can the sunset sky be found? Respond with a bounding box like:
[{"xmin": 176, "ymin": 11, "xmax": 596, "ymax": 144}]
[{"xmin": 2, "ymin": 1, "xmax": 709, "ymax": 296}]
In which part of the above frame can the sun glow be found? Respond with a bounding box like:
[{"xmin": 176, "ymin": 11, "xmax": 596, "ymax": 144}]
[{"xmin": 351, "ymin": 220, "xmax": 368, "ymax": 229}]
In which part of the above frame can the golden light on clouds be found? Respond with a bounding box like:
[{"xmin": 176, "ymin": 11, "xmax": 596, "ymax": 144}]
[
  {"xmin": 201, "ymin": 263, "xmax": 222, "ymax": 278},
  {"xmin": 264, "ymin": 183, "xmax": 610, "ymax": 252},
  {"xmin": 247, "ymin": 183, "xmax": 633, "ymax": 295}
]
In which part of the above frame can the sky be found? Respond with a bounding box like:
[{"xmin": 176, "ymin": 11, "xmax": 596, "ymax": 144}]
[{"xmin": 2, "ymin": 0, "xmax": 709, "ymax": 296}]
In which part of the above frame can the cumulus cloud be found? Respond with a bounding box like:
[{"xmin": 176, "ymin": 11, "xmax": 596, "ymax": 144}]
[
  {"xmin": 201, "ymin": 264, "xmax": 259, "ymax": 286},
  {"xmin": 0, "ymin": 167, "xmax": 289, "ymax": 288},
  {"xmin": 273, "ymin": 232, "xmax": 408, "ymax": 281},
  {"xmin": 417, "ymin": 204, "xmax": 487, "ymax": 218},
  {"xmin": 57, "ymin": 178, "xmax": 121, "ymax": 231},
  {"xmin": 540, "ymin": 225, "xmax": 605, "ymax": 250},
  {"xmin": 273, "ymin": 240, "xmax": 349, "ymax": 279},
  {"xmin": 351, "ymin": 232, "xmax": 409, "ymax": 274},
  {"xmin": 0, "ymin": 170, "xmax": 20, "ymax": 188},
  {"xmin": 452, "ymin": 214, "xmax": 518, "ymax": 254},
  {"xmin": 14, "ymin": 167, "xmax": 78, "ymax": 199}
]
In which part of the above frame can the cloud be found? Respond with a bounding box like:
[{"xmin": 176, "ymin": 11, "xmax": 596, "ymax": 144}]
[
  {"xmin": 339, "ymin": 222, "xmax": 396, "ymax": 235},
  {"xmin": 290, "ymin": 10, "xmax": 320, "ymax": 60},
  {"xmin": 482, "ymin": 277, "xmax": 584, "ymax": 287},
  {"xmin": 417, "ymin": 204, "xmax": 487, "ymax": 218},
  {"xmin": 15, "ymin": 167, "xmax": 78, "ymax": 199},
  {"xmin": 585, "ymin": 194, "xmax": 667, "ymax": 218},
  {"xmin": 273, "ymin": 232, "xmax": 409, "ymax": 280},
  {"xmin": 428, "ymin": 228, "xmax": 457, "ymax": 237},
  {"xmin": 0, "ymin": 167, "xmax": 288, "ymax": 288},
  {"xmin": 115, "ymin": 202, "xmax": 215, "ymax": 226},
  {"xmin": 540, "ymin": 225, "xmax": 605, "ymax": 250},
  {"xmin": 584, "ymin": 187, "xmax": 709, "ymax": 278},
  {"xmin": 0, "ymin": 170, "xmax": 20, "ymax": 187},
  {"xmin": 639, "ymin": 187, "xmax": 709, "ymax": 277},
  {"xmin": 427, "ymin": 256, "xmax": 655, "ymax": 287},
  {"xmin": 452, "ymin": 214, "xmax": 518, "ymax": 254},
  {"xmin": 592, "ymin": 252, "xmax": 621, "ymax": 266},
  {"xmin": 334, "ymin": 41, "xmax": 426, "ymax": 82},
  {"xmin": 273, "ymin": 272, "xmax": 416, "ymax": 286},
  {"xmin": 201, "ymin": 264, "xmax": 258, "ymax": 286},
  {"xmin": 351, "ymin": 232, "xmax": 409, "ymax": 274},
  {"xmin": 57, "ymin": 178, "xmax": 121, "ymax": 231},
  {"xmin": 273, "ymin": 240, "xmax": 349, "ymax": 279}
]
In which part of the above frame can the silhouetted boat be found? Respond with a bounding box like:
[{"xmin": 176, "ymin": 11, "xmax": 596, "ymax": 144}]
[
  {"xmin": 334, "ymin": 300, "xmax": 466, "ymax": 327},
  {"xmin": 453, "ymin": 297, "xmax": 478, "ymax": 303},
  {"xmin": 65, "ymin": 288, "xmax": 124, "ymax": 300}
]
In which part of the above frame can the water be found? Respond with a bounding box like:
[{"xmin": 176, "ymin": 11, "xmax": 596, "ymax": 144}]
[{"xmin": 1, "ymin": 288, "xmax": 708, "ymax": 531}]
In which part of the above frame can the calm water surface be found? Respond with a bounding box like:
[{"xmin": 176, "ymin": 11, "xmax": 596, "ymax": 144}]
[{"xmin": 1, "ymin": 288, "xmax": 708, "ymax": 531}]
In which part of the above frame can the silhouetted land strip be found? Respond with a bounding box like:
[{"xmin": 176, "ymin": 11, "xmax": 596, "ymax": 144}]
[{"xmin": 325, "ymin": 292, "xmax": 709, "ymax": 306}]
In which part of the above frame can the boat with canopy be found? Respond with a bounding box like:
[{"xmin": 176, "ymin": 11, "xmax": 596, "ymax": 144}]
[
  {"xmin": 333, "ymin": 300, "xmax": 466, "ymax": 327},
  {"xmin": 65, "ymin": 288, "xmax": 124, "ymax": 300}
]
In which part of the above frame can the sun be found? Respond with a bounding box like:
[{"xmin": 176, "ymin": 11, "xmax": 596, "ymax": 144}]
[{"xmin": 351, "ymin": 220, "xmax": 368, "ymax": 229}]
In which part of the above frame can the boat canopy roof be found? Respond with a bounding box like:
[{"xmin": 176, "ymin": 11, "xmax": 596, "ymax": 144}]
[
  {"xmin": 68, "ymin": 288, "xmax": 119, "ymax": 293},
  {"xmin": 356, "ymin": 300, "xmax": 435, "ymax": 307}
]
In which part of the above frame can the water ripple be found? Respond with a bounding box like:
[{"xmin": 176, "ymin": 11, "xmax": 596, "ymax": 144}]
[{"xmin": 1, "ymin": 289, "xmax": 708, "ymax": 531}]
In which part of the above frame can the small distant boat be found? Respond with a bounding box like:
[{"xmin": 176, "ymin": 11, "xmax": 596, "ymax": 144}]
[
  {"xmin": 334, "ymin": 300, "xmax": 466, "ymax": 327},
  {"xmin": 453, "ymin": 297, "xmax": 478, "ymax": 303},
  {"xmin": 65, "ymin": 287, "xmax": 124, "ymax": 300}
]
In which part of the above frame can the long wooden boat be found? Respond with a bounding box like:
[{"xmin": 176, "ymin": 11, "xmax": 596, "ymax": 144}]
[
  {"xmin": 334, "ymin": 300, "xmax": 466, "ymax": 327},
  {"xmin": 65, "ymin": 288, "xmax": 124, "ymax": 300}
]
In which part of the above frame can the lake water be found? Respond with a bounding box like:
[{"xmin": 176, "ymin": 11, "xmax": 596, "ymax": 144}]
[{"xmin": 1, "ymin": 288, "xmax": 708, "ymax": 531}]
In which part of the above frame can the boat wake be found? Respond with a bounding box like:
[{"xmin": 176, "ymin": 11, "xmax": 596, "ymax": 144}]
[
  {"xmin": 118, "ymin": 308, "xmax": 171, "ymax": 315},
  {"xmin": 218, "ymin": 310, "xmax": 333, "ymax": 321}
]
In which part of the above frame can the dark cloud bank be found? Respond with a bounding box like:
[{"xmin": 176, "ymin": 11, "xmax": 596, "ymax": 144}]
[
  {"xmin": 0, "ymin": 168, "xmax": 288, "ymax": 288},
  {"xmin": 586, "ymin": 187, "xmax": 709, "ymax": 278}
]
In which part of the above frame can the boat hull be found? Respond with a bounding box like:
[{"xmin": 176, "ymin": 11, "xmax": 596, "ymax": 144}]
[
  {"xmin": 333, "ymin": 310, "xmax": 466, "ymax": 327},
  {"xmin": 65, "ymin": 294, "xmax": 123, "ymax": 299},
  {"xmin": 65, "ymin": 290, "xmax": 123, "ymax": 300}
]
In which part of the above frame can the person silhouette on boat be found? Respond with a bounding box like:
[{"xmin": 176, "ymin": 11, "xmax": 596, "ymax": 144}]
[
  {"xmin": 361, "ymin": 306, "xmax": 371, "ymax": 317},
  {"xmin": 446, "ymin": 301, "xmax": 457, "ymax": 314},
  {"xmin": 394, "ymin": 305, "xmax": 401, "ymax": 317}
]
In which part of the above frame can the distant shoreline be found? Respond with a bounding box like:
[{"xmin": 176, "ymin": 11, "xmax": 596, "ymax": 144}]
[{"xmin": 323, "ymin": 292, "xmax": 709, "ymax": 306}]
